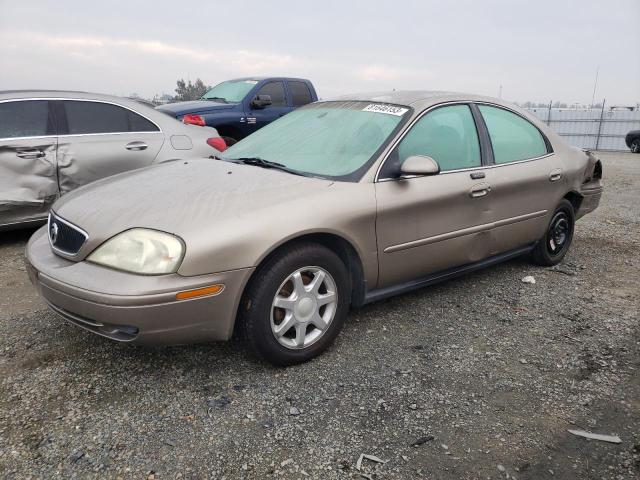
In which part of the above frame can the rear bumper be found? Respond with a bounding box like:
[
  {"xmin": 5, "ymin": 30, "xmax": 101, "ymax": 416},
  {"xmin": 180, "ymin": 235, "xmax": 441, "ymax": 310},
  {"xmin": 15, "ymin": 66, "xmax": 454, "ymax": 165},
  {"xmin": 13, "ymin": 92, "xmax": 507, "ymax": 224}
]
[
  {"xmin": 576, "ymin": 181, "xmax": 603, "ymax": 220},
  {"xmin": 26, "ymin": 227, "xmax": 253, "ymax": 345}
]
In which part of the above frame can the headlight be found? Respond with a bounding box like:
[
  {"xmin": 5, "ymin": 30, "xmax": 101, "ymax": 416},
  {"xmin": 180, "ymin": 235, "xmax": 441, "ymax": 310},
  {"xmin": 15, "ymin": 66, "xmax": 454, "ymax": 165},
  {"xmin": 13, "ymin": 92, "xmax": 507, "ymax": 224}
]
[{"xmin": 87, "ymin": 228, "xmax": 185, "ymax": 275}]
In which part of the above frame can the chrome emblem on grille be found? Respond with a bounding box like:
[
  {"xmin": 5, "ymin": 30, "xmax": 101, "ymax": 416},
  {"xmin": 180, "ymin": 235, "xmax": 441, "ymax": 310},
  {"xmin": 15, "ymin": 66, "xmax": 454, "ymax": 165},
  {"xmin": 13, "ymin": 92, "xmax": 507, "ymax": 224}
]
[{"xmin": 50, "ymin": 221, "xmax": 59, "ymax": 244}]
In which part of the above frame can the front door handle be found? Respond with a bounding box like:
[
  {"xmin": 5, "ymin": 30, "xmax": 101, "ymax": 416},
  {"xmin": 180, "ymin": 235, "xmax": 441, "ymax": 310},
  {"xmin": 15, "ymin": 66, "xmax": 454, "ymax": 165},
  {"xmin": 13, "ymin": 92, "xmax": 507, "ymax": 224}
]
[
  {"xmin": 126, "ymin": 141, "xmax": 148, "ymax": 151},
  {"xmin": 16, "ymin": 149, "xmax": 45, "ymax": 159},
  {"xmin": 469, "ymin": 183, "xmax": 492, "ymax": 198},
  {"xmin": 549, "ymin": 169, "xmax": 563, "ymax": 182}
]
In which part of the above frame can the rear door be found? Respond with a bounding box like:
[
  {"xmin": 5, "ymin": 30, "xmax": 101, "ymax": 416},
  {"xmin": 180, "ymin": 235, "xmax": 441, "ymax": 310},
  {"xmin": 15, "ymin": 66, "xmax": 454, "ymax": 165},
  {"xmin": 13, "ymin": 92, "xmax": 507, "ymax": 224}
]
[
  {"xmin": 287, "ymin": 80, "xmax": 314, "ymax": 109},
  {"xmin": 0, "ymin": 99, "xmax": 59, "ymax": 226},
  {"xmin": 474, "ymin": 104, "xmax": 559, "ymax": 254},
  {"xmin": 244, "ymin": 81, "xmax": 291, "ymax": 134},
  {"xmin": 56, "ymin": 100, "xmax": 164, "ymax": 194}
]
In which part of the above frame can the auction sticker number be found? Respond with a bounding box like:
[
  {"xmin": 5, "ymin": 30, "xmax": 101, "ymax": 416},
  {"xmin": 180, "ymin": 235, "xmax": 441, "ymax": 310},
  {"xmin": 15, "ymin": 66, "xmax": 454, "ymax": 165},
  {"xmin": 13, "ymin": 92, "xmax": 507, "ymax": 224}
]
[{"xmin": 362, "ymin": 104, "xmax": 408, "ymax": 116}]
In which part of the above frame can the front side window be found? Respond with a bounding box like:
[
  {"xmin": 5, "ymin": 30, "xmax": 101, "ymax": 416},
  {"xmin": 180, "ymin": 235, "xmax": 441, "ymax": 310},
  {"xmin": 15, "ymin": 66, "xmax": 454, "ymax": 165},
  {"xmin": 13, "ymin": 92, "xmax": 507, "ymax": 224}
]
[
  {"xmin": 255, "ymin": 81, "xmax": 286, "ymax": 107},
  {"xmin": 479, "ymin": 105, "xmax": 547, "ymax": 163},
  {"xmin": 289, "ymin": 81, "xmax": 313, "ymax": 107},
  {"xmin": 380, "ymin": 104, "xmax": 481, "ymax": 178},
  {"xmin": 202, "ymin": 79, "xmax": 258, "ymax": 103},
  {"xmin": 63, "ymin": 101, "xmax": 158, "ymax": 134},
  {"xmin": 222, "ymin": 101, "xmax": 409, "ymax": 180},
  {"xmin": 0, "ymin": 100, "xmax": 51, "ymax": 139}
]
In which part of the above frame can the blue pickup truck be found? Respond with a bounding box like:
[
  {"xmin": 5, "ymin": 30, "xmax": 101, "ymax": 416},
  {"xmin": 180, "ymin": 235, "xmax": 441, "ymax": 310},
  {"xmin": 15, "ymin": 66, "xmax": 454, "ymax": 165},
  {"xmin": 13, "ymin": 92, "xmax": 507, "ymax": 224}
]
[{"xmin": 156, "ymin": 77, "xmax": 318, "ymax": 146}]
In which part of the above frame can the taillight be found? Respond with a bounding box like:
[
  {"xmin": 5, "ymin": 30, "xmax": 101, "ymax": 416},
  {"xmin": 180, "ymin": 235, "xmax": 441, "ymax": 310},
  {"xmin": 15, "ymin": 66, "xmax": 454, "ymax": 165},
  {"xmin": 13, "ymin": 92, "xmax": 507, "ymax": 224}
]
[
  {"xmin": 207, "ymin": 137, "xmax": 227, "ymax": 152},
  {"xmin": 182, "ymin": 114, "xmax": 205, "ymax": 126}
]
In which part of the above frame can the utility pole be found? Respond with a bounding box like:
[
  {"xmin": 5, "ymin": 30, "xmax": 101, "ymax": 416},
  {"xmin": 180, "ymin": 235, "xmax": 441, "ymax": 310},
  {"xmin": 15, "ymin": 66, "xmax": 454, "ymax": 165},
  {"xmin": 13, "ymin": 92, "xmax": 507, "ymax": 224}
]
[
  {"xmin": 498, "ymin": 84, "xmax": 503, "ymax": 99},
  {"xmin": 590, "ymin": 66, "xmax": 599, "ymax": 108}
]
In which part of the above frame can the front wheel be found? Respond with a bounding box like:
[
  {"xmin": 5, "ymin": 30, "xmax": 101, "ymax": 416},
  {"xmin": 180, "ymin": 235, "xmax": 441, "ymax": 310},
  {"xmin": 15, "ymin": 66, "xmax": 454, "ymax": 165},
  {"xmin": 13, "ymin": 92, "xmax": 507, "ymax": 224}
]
[
  {"xmin": 631, "ymin": 139, "xmax": 640, "ymax": 154},
  {"xmin": 530, "ymin": 199, "xmax": 575, "ymax": 266},
  {"xmin": 240, "ymin": 243, "xmax": 351, "ymax": 366}
]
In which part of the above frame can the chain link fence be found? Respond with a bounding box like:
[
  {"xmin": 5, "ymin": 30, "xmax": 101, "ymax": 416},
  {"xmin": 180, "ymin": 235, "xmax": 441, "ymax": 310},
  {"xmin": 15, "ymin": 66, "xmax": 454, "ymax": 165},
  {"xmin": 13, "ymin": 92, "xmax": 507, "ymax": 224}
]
[{"xmin": 526, "ymin": 103, "xmax": 640, "ymax": 151}]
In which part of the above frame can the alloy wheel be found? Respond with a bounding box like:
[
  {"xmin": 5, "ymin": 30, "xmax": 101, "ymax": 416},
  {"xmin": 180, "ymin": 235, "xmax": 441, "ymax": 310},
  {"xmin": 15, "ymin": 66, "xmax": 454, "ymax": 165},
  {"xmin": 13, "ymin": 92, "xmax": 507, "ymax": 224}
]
[{"xmin": 270, "ymin": 266, "xmax": 338, "ymax": 349}]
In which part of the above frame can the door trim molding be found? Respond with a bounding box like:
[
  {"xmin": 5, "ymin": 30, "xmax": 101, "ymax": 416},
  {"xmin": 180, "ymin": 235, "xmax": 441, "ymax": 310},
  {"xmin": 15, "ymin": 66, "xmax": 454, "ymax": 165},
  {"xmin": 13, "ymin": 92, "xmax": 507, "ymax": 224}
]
[{"xmin": 384, "ymin": 210, "xmax": 547, "ymax": 253}]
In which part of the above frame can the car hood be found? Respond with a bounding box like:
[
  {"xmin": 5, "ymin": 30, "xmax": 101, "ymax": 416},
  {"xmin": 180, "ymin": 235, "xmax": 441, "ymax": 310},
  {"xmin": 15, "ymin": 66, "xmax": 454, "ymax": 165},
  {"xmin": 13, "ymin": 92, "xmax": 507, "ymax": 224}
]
[
  {"xmin": 156, "ymin": 100, "xmax": 237, "ymax": 116},
  {"xmin": 53, "ymin": 158, "xmax": 335, "ymax": 266}
]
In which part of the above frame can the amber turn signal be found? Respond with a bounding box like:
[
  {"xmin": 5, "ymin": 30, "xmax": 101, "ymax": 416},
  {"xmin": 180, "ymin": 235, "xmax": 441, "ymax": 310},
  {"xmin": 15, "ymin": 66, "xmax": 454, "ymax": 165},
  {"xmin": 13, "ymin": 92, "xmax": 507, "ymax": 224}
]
[{"xmin": 176, "ymin": 284, "xmax": 225, "ymax": 300}]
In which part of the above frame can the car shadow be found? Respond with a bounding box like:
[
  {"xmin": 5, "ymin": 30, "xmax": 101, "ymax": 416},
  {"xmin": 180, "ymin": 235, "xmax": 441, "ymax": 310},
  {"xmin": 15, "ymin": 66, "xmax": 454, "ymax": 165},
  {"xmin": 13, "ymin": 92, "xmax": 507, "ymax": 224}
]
[{"xmin": 0, "ymin": 227, "xmax": 39, "ymax": 247}]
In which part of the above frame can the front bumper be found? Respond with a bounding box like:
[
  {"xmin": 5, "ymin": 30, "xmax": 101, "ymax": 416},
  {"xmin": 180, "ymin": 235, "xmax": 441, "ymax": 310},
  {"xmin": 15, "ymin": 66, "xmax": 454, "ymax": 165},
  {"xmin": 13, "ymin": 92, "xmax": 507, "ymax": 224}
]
[{"xmin": 26, "ymin": 227, "xmax": 253, "ymax": 345}]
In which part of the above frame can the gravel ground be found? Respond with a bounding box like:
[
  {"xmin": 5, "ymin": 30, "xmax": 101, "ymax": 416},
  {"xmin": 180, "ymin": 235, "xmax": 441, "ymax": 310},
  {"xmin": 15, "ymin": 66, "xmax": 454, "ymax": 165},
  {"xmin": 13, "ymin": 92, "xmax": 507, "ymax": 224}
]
[{"xmin": 1, "ymin": 151, "xmax": 638, "ymax": 480}]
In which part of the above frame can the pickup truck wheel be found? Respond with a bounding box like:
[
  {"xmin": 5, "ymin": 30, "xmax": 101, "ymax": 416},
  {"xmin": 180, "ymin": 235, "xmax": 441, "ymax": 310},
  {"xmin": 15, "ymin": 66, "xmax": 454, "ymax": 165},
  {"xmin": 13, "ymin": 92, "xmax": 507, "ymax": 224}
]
[
  {"xmin": 240, "ymin": 243, "xmax": 350, "ymax": 366},
  {"xmin": 222, "ymin": 136, "xmax": 238, "ymax": 147},
  {"xmin": 530, "ymin": 199, "xmax": 575, "ymax": 266},
  {"xmin": 631, "ymin": 139, "xmax": 640, "ymax": 153}
]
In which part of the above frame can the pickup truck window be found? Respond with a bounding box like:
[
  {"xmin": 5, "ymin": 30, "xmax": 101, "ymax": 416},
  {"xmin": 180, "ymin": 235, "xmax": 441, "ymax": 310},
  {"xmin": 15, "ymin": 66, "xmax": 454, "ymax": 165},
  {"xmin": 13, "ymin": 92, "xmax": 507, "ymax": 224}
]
[
  {"xmin": 256, "ymin": 82, "xmax": 287, "ymax": 107},
  {"xmin": 202, "ymin": 80, "xmax": 258, "ymax": 103},
  {"xmin": 289, "ymin": 81, "xmax": 313, "ymax": 107}
]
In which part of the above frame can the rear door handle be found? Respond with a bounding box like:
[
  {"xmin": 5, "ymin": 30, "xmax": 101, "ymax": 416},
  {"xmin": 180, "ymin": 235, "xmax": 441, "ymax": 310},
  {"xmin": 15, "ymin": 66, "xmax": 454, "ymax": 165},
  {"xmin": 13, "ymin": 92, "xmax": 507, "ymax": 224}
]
[
  {"xmin": 16, "ymin": 149, "xmax": 45, "ymax": 159},
  {"xmin": 126, "ymin": 141, "xmax": 148, "ymax": 151},
  {"xmin": 549, "ymin": 169, "xmax": 563, "ymax": 182},
  {"xmin": 470, "ymin": 183, "xmax": 492, "ymax": 198}
]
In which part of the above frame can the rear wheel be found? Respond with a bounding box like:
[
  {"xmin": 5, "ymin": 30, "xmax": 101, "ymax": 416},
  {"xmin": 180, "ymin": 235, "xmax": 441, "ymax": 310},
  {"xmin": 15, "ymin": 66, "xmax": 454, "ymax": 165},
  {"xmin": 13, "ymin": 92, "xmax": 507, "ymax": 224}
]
[
  {"xmin": 530, "ymin": 199, "xmax": 575, "ymax": 266},
  {"xmin": 240, "ymin": 243, "xmax": 351, "ymax": 366},
  {"xmin": 631, "ymin": 139, "xmax": 640, "ymax": 154}
]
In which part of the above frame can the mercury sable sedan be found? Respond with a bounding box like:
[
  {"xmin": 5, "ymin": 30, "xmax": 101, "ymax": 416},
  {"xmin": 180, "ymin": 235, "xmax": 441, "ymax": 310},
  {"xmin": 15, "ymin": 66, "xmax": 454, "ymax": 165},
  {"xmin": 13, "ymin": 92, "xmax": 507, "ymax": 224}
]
[{"xmin": 26, "ymin": 91, "xmax": 603, "ymax": 365}]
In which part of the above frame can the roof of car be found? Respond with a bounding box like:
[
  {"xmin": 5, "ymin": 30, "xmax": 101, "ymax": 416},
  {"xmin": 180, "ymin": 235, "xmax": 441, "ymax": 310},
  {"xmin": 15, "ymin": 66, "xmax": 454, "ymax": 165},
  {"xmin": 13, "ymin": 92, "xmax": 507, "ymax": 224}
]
[
  {"xmin": 0, "ymin": 90, "xmax": 131, "ymax": 102},
  {"xmin": 329, "ymin": 90, "xmax": 512, "ymax": 109}
]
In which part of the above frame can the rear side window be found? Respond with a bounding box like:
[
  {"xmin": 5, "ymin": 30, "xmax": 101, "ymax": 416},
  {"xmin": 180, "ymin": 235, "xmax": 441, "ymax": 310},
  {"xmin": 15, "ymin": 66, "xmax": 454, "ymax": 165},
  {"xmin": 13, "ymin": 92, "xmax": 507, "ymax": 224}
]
[
  {"xmin": 0, "ymin": 100, "xmax": 52, "ymax": 139},
  {"xmin": 382, "ymin": 104, "xmax": 481, "ymax": 177},
  {"xmin": 63, "ymin": 101, "xmax": 159, "ymax": 134},
  {"xmin": 255, "ymin": 81, "xmax": 286, "ymax": 107},
  {"xmin": 127, "ymin": 111, "xmax": 160, "ymax": 132},
  {"xmin": 479, "ymin": 105, "xmax": 547, "ymax": 163},
  {"xmin": 289, "ymin": 81, "xmax": 313, "ymax": 107}
]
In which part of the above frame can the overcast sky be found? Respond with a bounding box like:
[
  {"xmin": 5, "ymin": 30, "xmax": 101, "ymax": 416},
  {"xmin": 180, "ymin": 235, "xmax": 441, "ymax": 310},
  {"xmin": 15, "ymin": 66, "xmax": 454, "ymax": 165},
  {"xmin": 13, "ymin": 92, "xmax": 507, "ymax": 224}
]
[{"xmin": 1, "ymin": 0, "xmax": 638, "ymax": 105}]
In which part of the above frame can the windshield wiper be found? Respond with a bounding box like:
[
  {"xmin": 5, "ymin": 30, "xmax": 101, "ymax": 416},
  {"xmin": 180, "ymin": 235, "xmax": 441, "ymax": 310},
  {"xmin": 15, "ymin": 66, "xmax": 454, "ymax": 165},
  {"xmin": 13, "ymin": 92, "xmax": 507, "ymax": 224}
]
[
  {"xmin": 202, "ymin": 96, "xmax": 228, "ymax": 103},
  {"xmin": 228, "ymin": 157, "xmax": 309, "ymax": 177}
]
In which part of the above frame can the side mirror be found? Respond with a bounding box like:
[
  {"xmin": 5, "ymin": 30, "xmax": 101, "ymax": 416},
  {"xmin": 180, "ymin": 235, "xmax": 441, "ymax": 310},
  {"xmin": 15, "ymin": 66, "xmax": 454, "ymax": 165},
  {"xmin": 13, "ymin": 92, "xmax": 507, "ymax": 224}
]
[
  {"xmin": 399, "ymin": 155, "xmax": 440, "ymax": 177},
  {"xmin": 251, "ymin": 94, "xmax": 272, "ymax": 109}
]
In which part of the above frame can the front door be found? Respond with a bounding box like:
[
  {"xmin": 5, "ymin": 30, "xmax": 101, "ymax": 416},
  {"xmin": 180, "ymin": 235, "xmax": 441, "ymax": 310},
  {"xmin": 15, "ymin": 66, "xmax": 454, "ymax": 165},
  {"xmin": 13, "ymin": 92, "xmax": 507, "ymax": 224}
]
[
  {"xmin": 244, "ymin": 81, "xmax": 292, "ymax": 135},
  {"xmin": 0, "ymin": 99, "xmax": 59, "ymax": 227},
  {"xmin": 375, "ymin": 104, "xmax": 493, "ymax": 288},
  {"xmin": 55, "ymin": 100, "xmax": 164, "ymax": 194}
]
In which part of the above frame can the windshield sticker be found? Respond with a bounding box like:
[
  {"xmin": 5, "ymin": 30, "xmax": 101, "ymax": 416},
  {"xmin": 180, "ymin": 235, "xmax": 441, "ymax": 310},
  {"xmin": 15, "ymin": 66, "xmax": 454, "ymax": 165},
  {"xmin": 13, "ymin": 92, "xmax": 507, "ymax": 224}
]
[
  {"xmin": 245, "ymin": 80, "xmax": 259, "ymax": 84},
  {"xmin": 362, "ymin": 104, "xmax": 408, "ymax": 116}
]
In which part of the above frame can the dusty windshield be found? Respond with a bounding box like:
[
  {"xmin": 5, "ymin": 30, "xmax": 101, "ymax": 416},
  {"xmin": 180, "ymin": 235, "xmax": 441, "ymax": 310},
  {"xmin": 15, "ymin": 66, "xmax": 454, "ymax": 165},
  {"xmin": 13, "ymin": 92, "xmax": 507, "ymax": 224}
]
[
  {"xmin": 221, "ymin": 101, "xmax": 410, "ymax": 180},
  {"xmin": 201, "ymin": 79, "xmax": 258, "ymax": 102}
]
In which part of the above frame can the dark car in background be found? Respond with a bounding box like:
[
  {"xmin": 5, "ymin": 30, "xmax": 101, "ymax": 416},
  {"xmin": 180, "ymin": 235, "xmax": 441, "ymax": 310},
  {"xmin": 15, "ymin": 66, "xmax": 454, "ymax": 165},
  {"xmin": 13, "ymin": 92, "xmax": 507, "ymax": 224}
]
[
  {"xmin": 0, "ymin": 90, "xmax": 225, "ymax": 230},
  {"xmin": 625, "ymin": 130, "xmax": 640, "ymax": 153},
  {"xmin": 157, "ymin": 77, "xmax": 318, "ymax": 145}
]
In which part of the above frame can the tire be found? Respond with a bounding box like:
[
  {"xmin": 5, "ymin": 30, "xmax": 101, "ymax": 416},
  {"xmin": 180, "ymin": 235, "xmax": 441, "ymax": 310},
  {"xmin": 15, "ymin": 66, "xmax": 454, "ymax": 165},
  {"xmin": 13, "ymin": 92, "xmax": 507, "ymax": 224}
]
[
  {"xmin": 530, "ymin": 199, "xmax": 575, "ymax": 266},
  {"xmin": 631, "ymin": 139, "xmax": 640, "ymax": 154},
  {"xmin": 221, "ymin": 136, "xmax": 238, "ymax": 147},
  {"xmin": 239, "ymin": 243, "xmax": 351, "ymax": 366}
]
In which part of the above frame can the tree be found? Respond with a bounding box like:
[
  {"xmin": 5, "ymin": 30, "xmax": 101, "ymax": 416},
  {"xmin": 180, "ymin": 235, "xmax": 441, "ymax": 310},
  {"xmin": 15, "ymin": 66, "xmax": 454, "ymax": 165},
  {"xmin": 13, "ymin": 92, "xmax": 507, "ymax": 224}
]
[{"xmin": 174, "ymin": 78, "xmax": 210, "ymax": 101}]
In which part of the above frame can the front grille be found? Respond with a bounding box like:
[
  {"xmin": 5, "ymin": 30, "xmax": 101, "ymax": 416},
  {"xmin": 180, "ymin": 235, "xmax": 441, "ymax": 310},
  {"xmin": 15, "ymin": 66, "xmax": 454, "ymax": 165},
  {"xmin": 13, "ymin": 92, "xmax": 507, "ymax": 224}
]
[{"xmin": 48, "ymin": 212, "xmax": 88, "ymax": 255}]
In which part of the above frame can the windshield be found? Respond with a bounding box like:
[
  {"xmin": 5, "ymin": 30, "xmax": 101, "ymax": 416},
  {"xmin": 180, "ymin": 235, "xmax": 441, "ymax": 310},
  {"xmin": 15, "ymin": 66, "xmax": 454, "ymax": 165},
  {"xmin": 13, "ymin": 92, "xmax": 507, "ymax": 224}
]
[
  {"xmin": 221, "ymin": 101, "xmax": 410, "ymax": 180},
  {"xmin": 201, "ymin": 79, "xmax": 258, "ymax": 102}
]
